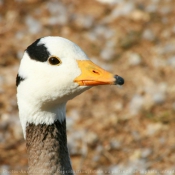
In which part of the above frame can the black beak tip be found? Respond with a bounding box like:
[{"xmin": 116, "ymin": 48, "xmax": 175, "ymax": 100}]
[{"xmin": 114, "ymin": 75, "xmax": 124, "ymax": 85}]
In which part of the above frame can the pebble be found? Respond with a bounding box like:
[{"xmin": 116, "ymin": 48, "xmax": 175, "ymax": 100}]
[
  {"xmin": 128, "ymin": 53, "xmax": 142, "ymax": 66},
  {"xmin": 73, "ymin": 15, "xmax": 94, "ymax": 29},
  {"xmin": 161, "ymin": 43, "xmax": 174, "ymax": 54},
  {"xmin": 46, "ymin": 1, "xmax": 68, "ymax": 26},
  {"xmin": 172, "ymin": 25, "xmax": 175, "ymax": 33},
  {"xmin": 0, "ymin": 75, "xmax": 4, "ymax": 86},
  {"xmin": 159, "ymin": 137, "xmax": 166, "ymax": 144},
  {"xmin": 159, "ymin": 6, "xmax": 172, "ymax": 15},
  {"xmin": 167, "ymin": 56, "xmax": 175, "ymax": 68},
  {"xmin": 46, "ymin": 1, "xmax": 66, "ymax": 15},
  {"xmin": 152, "ymin": 83, "xmax": 167, "ymax": 104},
  {"xmin": 152, "ymin": 58, "xmax": 166, "ymax": 68},
  {"xmin": 93, "ymin": 26, "xmax": 115, "ymax": 39},
  {"xmin": 130, "ymin": 10, "xmax": 150, "ymax": 22},
  {"xmin": 10, "ymin": 119, "xmax": 23, "ymax": 140},
  {"xmin": 172, "ymin": 102, "xmax": 175, "ymax": 111},
  {"xmin": 146, "ymin": 4, "xmax": 157, "ymax": 13},
  {"xmin": 129, "ymin": 149, "xmax": 141, "ymax": 161},
  {"xmin": 68, "ymin": 130, "xmax": 84, "ymax": 155},
  {"xmin": 129, "ymin": 94, "xmax": 144, "ymax": 115},
  {"xmin": 101, "ymin": 2, "xmax": 134, "ymax": 23},
  {"xmin": 25, "ymin": 16, "xmax": 42, "ymax": 34},
  {"xmin": 153, "ymin": 93, "xmax": 165, "ymax": 104},
  {"xmin": 96, "ymin": 0, "xmax": 122, "ymax": 5},
  {"xmin": 141, "ymin": 148, "xmax": 152, "ymax": 158},
  {"xmin": 66, "ymin": 117, "xmax": 75, "ymax": 131},
  {"xmin": 15, "ymin": 31, "xmax": 25, "ymax": 40},
  {"xmin": 131, "ymin": 131, "xmax": 141, "ymax": 141},
  {"xmin": 48, "ymin": 16, "xmax": 68, "ymax": 26},
  {"xmin": 110, "ymin": 140, "xmax": 121, "ymax": 149},
  {"xmin": 0, "ymin": 0, "xmax": 3, "ymax": 6},
  {"xmin": 100, "ymin": 47, "xmax": 115, "ymax": 61},
  {"xmin": 114, "ymin": 102, "xmax": 123, "ymax": 111},
  {"xmin": 142, "ymin": 29, "xmax": 155, "ymax": 41},
  {"xmin": 146, "ymin": 123, "xmax": 163, "ymax": 136},
  {"xmin": 111, "ymin": 2, "xmax": 134, "ymax": 18},
  {"xmin": 86, "ymin": 131, "xmax": 98, "ymax": 146},
  {"xmin": 16, "ymin": 51, "xmax": 23, "ymax": 60}
]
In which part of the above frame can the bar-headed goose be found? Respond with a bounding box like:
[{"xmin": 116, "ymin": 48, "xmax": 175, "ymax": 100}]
[{"xmin": 16, "ymin": 36, "xmax": 124, "ymax": 175}]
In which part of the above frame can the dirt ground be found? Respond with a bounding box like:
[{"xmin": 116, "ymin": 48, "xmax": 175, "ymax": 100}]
[{"xmin": 0, "ymin": 0, "xmax": 175, "ymax": 175}]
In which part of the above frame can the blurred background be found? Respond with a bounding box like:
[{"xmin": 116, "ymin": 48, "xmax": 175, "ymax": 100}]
[{"xmin": 0, "ymin": 0, "xmax": 175, "ymax": 174}]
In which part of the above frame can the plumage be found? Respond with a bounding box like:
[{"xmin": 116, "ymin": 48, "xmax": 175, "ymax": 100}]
[
  {"xmin": 16, "ymin": 36, "xmax": 124, "ymax": 175},
  {"xmin": 26, "ymin": 38, "xmax": 50, "ymax": 62}
]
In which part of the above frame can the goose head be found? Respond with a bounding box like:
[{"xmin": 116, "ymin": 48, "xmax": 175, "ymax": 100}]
[{"xmin": 16, "ymin": 36, "xmax": 124, "ymax": 137}]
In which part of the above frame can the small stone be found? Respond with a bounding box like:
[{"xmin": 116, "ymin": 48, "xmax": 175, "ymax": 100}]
[
  {"xmin": 100, "ymin": 47, "xmax": 115, "ymax": 61},
  {"xmin": 129, "ymin": 94, "xmax": 144, "ymax": 115},
  {"xmin": 141, "ymin": 148, "xmax": 152, "ymax": 158},
  {"xmin": 86, "ymin": 131, "xmax": 98, "ymax": 146},
  {"xmin": 96, "ymin": 145, "xmax": 103, "ymax": 153},
  {"xmin": 153, "ymin": 93, "xmax": 165, "ymax": 104},
  {"xmin": 172, "ymin": 102, "xmax": 175, "ymax": 111},
  {"xmin": 172, "ymin": 25, "xmax": 175, "ymax": 33},
  {"xmin": 15, "ymin": 31, "xmax": 25, "ymax": 40},
  {"xmin": 10, "ymin": 120, "xmax": 23, "ymax": 140},
  {"xmin": 68, "ymin": 131, "xmax": 84, "ymax": 155},
  {"xmin": 129, "ymin": 149, "xmax": 141, "ymax": 161},
  {"xmin": 45, "ymin": 1, "xmax": 68, "ymax": 26},
  {"xmin": 73, "ymin": 15, "xmax": 94, "ymax": 29},
  {"xmin": 110, "ymin": 140, "xmax": 121, "ymax": 149},
  {"xmin": 130, "ymin": 10, "xmax": 150, "ymax": 22},
  {"xmin": 146, "ymin": 4, "xmax": 157, "ymax": 13},
  {"xmin": 128, "ymin": 53, "xmax": 142, "ymax": 66},
  {"xmin": 25, "ymin": 16, "xmax": 42, "ymax": 34},
  {"xmin": 17, "ymin": 51, "xmax": 23, "ymax": 60},
  {"xmin": 114, "ymin": 102, "xmax": 123, "ymax": 111},
  {"xmin": 160, "ymin": 6, "xmax": 172, "ymax": 15},
  {"xmin": 93, "ymin": 26, "xmax": 114, "ymax": 39},
  {"xmin": 167, "ymin": 56, "xmax": 175, "ymax": 68},
  {"xmin": 47, "ymin": 1, "xmax": 66, "ymax": 15},
  {"xmin": 96, "ymin": 0, "xmax": 121, "ymax": 5},
  {"xmin": 0, "ymin": 0, "xmax": 3, "ymax": 6},
  {"xmin": 131, "ymin": 131, "xmax": 141, "ymax": 141},
  {"xmin": 111, "ymin": 2, "xmax": 134, "ymax": 18},
  {"xmin": 66, "ymin": 117, "xmax": 75, "ymax": 131},
  {"xmin": 146, "ymin": 123, "xmax": 163, "ymax": 136},
  {"xmin": 142, "ymin": 29, "xmax": 155, "ymax": 41},
  {"xmin": 92, "ymin": 155, "xmax": 101, "ymax": 162},
  {"xmin": 161, "ymin": 43, "xmax": 174, "ymax": 54},
  {"xmin": 0, "ymin": 75, "xmax": 4, "ymax": 86}
]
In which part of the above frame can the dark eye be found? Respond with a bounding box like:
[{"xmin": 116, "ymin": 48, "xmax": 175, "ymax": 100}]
[{"xmin": 48, "ymin": 56, "xmax": 61, "ymax": 65}]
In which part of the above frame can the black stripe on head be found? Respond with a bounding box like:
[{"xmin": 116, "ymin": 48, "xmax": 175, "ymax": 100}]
[
  {"xmin": 26, "ymin": 38, "xmax": 50, "ymax": 62},
  {"xmin": 16, "ymin": 74, "xmax": 25, "ymax": 87}
]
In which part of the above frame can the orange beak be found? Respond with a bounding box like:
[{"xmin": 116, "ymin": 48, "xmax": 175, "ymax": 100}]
[{"xmin": 74, "ymin": 60, "xmax": 124, "ymax": 86}]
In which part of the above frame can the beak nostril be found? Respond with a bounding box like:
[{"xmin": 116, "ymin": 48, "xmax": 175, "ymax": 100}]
[{"xmin": 92, "ymin": 70, "xmax": 100, "ymax": 75}]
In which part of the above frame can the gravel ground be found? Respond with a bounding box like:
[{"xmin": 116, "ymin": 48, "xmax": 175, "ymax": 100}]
[{"xmin": 0, "ymin": 0, "xmax": 175, "ymax": 175}]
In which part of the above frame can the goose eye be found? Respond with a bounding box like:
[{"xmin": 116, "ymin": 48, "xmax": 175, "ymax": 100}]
[{"xmin": 48, "ymin": 56, "xmax": 61, "ymax": 65}]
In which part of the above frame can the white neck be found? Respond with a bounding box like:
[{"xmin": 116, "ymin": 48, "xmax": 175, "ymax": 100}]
[{"xmin": 17, "ymin": 97, "xmax": 66, "ymax": 138}]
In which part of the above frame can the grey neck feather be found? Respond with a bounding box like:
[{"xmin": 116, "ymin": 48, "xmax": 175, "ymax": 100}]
[{"xmin": 26, "ymin": 119, "xmax": 74, "ymax": 175}]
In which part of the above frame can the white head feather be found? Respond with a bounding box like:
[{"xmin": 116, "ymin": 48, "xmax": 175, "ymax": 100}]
[{"xmin": 17, "ymin": 36, "xmax": 91, "ymax": 137}]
